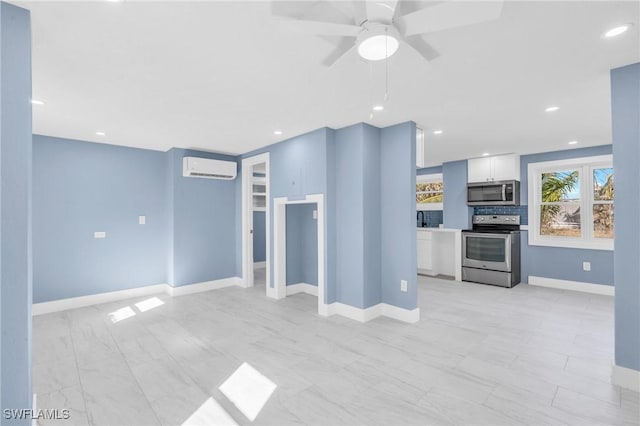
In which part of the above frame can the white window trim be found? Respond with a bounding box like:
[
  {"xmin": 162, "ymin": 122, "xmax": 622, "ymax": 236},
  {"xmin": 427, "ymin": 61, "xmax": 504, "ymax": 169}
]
[
  {"xmin": 417, "ymin": 173, "xmax": 443, "ymax": 211},
  {"xmin": 527, "ymin": 155, "xmax": 613, "ymax": 251}
]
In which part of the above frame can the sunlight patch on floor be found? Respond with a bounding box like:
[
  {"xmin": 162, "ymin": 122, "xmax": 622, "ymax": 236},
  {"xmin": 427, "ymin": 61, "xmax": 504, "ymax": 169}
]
[
  {"xmin": 181, "ymin": 397, "xmax": 238, "ymax": 426},
  {"xmin": 108, "ymin": 306, "xmax": 136, "ymax": 323},
  {"xmin": 219, "ymin": 362, "xmax": 277, "ymax": 421},
  {"xmin": 135, "ymin": 296, "xmax": 165, "ymax": 312}
]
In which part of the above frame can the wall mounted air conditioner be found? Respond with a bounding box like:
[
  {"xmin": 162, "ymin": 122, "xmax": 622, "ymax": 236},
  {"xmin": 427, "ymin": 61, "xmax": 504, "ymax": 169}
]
[{"xmin": 182, "ymin": 157, "xmax": 237, "ymax": 180}]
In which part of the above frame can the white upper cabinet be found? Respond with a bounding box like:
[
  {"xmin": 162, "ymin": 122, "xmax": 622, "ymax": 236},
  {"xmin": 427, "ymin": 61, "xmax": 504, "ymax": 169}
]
[
  {"xmin": 467, "ymin": 157, "xmax": 493, "ymax": 182},
  {"xmin": 468, "ymin": 153, "xmax": 520, "ymax": 183}
]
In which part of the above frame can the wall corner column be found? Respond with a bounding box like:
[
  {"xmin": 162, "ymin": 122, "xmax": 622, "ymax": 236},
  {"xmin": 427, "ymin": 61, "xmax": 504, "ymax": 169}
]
[{"xmin": 1, "ymin": 1, "xmax": 33, "ymax": 421}]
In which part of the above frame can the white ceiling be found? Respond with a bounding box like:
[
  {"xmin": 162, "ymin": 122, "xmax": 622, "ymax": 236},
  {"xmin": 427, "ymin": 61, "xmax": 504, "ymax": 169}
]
[{"xmin": 21, "ymin": 0, "xmax": 640, "ymax": 167}]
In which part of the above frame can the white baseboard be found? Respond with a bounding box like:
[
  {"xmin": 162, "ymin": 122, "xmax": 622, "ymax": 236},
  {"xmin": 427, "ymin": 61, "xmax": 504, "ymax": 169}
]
[
  {"xmin": 253, "ymin": 261, "xmax": 266, "ymax": 268},
  {"xmin": 33, "ymin": 277, "xmax": 243, "ymax": 315},
  {"xmin": 612, "ymin": 363, "xmax": 640, "ymax": 392},
  {"xmin": 381, "ymin": 304, "xmax": 420, "ymax": 323},
  {"xmin": 286, "ymin": 283, "xmax": 318, "ymax": 296},
  {"xmin": 168, "ymin": 277, "xmax": 242, "ymax": 297},
  {"xmin": 528, "ymin": 276, "xmax": 614, "ymax": 296},
  {"xmin": 32, "ymin": 283, "xmax": 168, "ymax": 316},
  {"xmin": 321, "ymin": 302, "xmax": 419, "ymax": 323}
]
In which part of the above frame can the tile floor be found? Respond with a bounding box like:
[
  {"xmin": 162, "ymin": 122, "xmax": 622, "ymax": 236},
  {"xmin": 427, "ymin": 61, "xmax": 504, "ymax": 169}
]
[{"xmin": 33, "ymin": 273, "xmax": 639, "ymax": 425}]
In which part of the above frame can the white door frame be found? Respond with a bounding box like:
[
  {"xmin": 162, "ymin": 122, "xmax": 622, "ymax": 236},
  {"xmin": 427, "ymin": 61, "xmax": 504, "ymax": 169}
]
[
  {"xmin": 241, "ymin": 153, "xmax": 270, "ymax": 291},
  {"xmin": 273, "ymin": 194, "xmax": 327, "ymax": 315}
]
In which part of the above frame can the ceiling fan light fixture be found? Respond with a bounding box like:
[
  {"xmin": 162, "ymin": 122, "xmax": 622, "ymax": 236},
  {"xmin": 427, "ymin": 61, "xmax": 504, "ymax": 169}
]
[
  {"xmin": 357, "ymin": 25, "xmax": 400, "ymax": 61},
  {"xmin": 358, "ymin": 34, "xmax": 399, "ymax": 61}
]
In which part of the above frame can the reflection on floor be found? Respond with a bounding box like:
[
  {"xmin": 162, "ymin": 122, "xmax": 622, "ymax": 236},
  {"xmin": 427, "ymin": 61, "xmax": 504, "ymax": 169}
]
[
  {"xmin": 254, "ymin": 263, "xmax": 266, "ymax": 288},
  {"xmin": 32, "ymin": 276, "xmax": 639, "ymax": 425}
]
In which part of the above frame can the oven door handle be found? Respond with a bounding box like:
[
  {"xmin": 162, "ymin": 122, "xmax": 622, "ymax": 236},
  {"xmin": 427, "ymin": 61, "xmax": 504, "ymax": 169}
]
[{"xmin": 502, "ymin": 184, "xmax": 507, "ymax": 201}]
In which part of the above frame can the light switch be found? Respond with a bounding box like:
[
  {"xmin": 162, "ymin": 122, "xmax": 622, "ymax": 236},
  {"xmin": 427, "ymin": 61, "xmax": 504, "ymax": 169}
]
[
  {"xmin": 94, "ymin": 231, "xmax": 106, "ymax": 239},
  {"xmin": 139, "ymin": 215, "xmax": 146, "ymax": 225},
  {"xmin": 583, "ymin": 261, "xmax": 591, "ymax": 271}
]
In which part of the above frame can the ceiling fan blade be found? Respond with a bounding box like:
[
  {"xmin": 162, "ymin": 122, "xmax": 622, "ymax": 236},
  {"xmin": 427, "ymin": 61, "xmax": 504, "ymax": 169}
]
[
  {"xmin": 397, "ymin": 1, "xmax": 504, "ymax": 36},
  {"xmin": 403, "ymin": 35, "xmax": 440, "ymax": 61},
  {"xmin": 392, "ymin": 0, "xmax": 422, "ymax": 22},
  {"xmin": 365, "ymin": 0, "xmax": 399, "ymax": 24},
  {"xmin": 278, "ymin": 18, "xmax": 362, "ymax": 37},
  {"xmin": 352, "ymin": 1, "xmax": 368, "ymax": 26},
  {"xmin": 271, "ymin": 1, "xmax": 322, "ymax": 19},
  {"xmin": 322, "ymin": 38, "xmax": 357, "ymax": 67}
]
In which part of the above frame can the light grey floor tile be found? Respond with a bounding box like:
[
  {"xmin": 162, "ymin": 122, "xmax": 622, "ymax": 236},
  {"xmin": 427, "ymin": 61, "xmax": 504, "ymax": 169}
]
[
  {"xmin": 31, "ymin": 275, "xmax": 634, "ymax": 426},
  {"xmin": 33, "ymin": 357, "xmax": 81, "ymax": 396},
  {"xmin": 418, "ymin": 387, "xmax": 518, "ymax": 426},
  {"xmin": 36, "ymin": 386, "xmax": 88, "ymax": 426},
  {"xmin": 552, "ymin": 386, "xmax": 639, "ymax": 425},
  {"xmin": 79, "ymin": 356, "xmax": 160, "ymax": 426}
]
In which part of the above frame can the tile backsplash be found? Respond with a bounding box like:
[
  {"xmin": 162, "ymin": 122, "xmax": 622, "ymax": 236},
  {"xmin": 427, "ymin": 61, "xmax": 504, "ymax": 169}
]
[
  {"xmin": 473, "ymin": 205, "xmax": 528, "ymax": 225},
  {"xmin": 416, "ymin": 210, "xmax": 443, "ymax": 228}
]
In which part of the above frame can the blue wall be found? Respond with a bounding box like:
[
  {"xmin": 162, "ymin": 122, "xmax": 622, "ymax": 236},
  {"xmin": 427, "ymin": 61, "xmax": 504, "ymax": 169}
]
[
  {"xmin": 442, "ymin": 159, "xmax": 471, "ymax": 229},
  {"xmin": 334, "ymin": 124, "xmax": 365, "ymax": 307},
  {"xmin": 167, "ymin": 148, "xmax": 238, "ymax": 287},
  {"xmin": 380, "ymin": 122, "xmax": 417, "ymax": 310},
  {"xmin": 611, "ymin": 62, "xmax": 640, "ymax": 372},
  {"xmin": 285, "ymin": 203, "xmax": 318, "ymax": 286},
  {"xmin": 243, "ymin": 123, "xmax": 417, "ymax": 312},
  {"xmin": 253, "ymin": 211, "xmax": 266, "ymax": 263},
  {"xmin": 33, "ymin": 141, "xmax": 241, "ymax": 299},
  {"xmin": 243, "ymin": 128, "xmax": 330, "ymax": 299},
  {"xmin": 417, "ymin": 165, "xmax": 443, "ymax": 176},
  {"xmin": 33, "ymin": 136, "xmax": 167, "ymax": 301},
  {"xmin": 1, "ymin": 2, "xmax": 32, "ymax": 419},
  {"xmin": 520, "ymin": 145, "xmax": 614, "ymax": 286},
  {"xmin": 362, "ymin": 124, "xmax": 382, "ymax": 308}
]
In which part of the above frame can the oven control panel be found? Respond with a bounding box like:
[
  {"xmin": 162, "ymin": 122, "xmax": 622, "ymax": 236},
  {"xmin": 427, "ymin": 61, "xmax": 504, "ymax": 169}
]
[{"xmin": 472, "ymin": 215, "xmax": 521, "ymax": 225}]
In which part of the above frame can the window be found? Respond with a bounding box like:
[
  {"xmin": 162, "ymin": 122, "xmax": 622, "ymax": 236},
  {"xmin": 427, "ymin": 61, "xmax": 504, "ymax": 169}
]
[
  {"xmin": 528, "ymin": 155, "xmax": 613, "ymax": 250},
  {"xmin": 417, "ymin": 173, "xmax": 443, "ymax": 211}
]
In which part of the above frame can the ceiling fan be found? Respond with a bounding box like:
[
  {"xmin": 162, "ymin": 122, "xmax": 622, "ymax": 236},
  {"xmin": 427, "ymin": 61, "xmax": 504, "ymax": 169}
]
[{"xmin": 272, "ymin": 0, "xmax": 505, "ymax": 66}]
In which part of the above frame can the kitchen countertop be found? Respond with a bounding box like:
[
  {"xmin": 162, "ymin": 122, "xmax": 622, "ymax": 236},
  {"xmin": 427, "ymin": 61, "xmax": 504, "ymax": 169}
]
[{"xmin": 417, "ymin": 227, "xmax": 460, "ymax": 233}]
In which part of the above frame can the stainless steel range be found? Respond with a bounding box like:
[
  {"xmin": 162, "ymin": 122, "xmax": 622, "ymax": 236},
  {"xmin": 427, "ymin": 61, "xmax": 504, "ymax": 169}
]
[{"xmin": 462, "ymin": 215, "xmax": 521, "ymax": 288}]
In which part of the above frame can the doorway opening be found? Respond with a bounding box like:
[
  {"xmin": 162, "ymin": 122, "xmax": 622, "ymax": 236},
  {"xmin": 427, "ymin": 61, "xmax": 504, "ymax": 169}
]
[
  {"xmin": 273, "ymin": 194, "xmax": 327, "ymax": 315},
  {"xmin": 241, "ymin": 153, "xmax": 270, "ymax": 293}
]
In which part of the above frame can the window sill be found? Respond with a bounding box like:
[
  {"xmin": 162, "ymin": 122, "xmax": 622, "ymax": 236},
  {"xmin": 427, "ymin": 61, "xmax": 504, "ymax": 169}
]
[
  {"xmin": 528, "ymin": 236, "xmax": 613, "ymax": 251},
  {"xmin": 417, "ymin": 203, "xmax": 443, "ymax": 211}
]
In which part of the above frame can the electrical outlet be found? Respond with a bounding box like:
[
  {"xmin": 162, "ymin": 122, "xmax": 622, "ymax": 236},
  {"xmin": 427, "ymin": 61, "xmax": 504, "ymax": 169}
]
[
  {"xmin": 313, "ymin": 210, "xmax": 317, "ymax": 220},
  {"xmin": 139, "ymin": 215, "xmax": 146, "ymax": 225},
  {"xmin": 94, "ymin": 231, "xmax": 106, "ymax": 239},
  {"xmin": 400, "ymin": 280, "xmax": 408, "ymax": 292},
  {"xmin": 583, "ymin": 261, "xmax": 591, "ymax": 271}
]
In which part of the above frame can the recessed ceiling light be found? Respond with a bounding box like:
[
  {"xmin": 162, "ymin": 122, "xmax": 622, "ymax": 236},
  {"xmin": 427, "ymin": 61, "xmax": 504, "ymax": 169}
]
[
  {"xmin": 433, "ymin": 130, "xmax": 443, "ymax": 135},
  {"xmin": 273, "ymin": 130, "xmax": 282, "ymax": 136},
  {"xmin": 372, "ymin": 105, "xmax": 384, "ymax": 111},
  {"xmin": 30, "ymin": 99, "xmax": 45, "ymax": 105},
  {"xmin": 545, "ymin": 106, "xmax": 559, "ymax": 112},
  {"xmin": 482, "ymin": 152, "xmax": 490, "ymax": 157},
  {"xmin": 604, "ymin": 24, "xmax": 631, "ymax": 38},
  {"xmin": 568, "ymin": 140, "xmax": 578, "ymax": 145},
  {"xmin": 96, "ymin": 131, "xmax": 106, "ymax": 136}
]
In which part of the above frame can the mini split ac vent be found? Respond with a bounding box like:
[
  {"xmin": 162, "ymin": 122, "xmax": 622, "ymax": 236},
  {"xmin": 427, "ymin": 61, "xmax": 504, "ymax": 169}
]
[{"xmin": 183, "ymin": 157, "xmax": 237, "ymax": 180}]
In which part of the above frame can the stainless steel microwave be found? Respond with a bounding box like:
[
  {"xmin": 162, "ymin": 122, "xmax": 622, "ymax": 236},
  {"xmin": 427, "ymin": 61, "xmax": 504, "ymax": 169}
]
[{"xmin": 467, "ymin": 180, "xmax": 520, "ymax": 206}]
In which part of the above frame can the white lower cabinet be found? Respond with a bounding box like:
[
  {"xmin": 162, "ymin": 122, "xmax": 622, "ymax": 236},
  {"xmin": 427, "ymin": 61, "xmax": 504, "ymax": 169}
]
[
  {"xmin": 417, "ymin": 228, "xmax": 462, "ymax": 281},
  {"xmin": 417, "ymin": 231, "xmax": 433, "ymax": 272}
]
